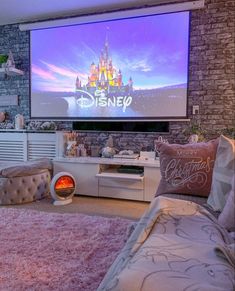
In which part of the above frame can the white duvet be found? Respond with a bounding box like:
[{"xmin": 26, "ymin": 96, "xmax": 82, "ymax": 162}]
[{"xmin": 98, "ymin": 197, "xmax": 235, "ymax": 291}]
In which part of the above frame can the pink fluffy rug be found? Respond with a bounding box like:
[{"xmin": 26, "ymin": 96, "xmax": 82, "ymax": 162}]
[{"xmin": 0, "ymin": 208, "xmax": 132, "ymax": 291}]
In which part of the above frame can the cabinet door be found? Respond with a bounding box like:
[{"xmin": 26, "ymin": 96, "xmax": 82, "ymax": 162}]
[
  {"xmin": 144, "ymin": 167, "xmax": 161, "ymax": 202},
  {"xmin": 27, "ymin": 133, "xmax": 56, "ymax": 160},
  {"xmin": 53, "ymin": 162, "xmax": 99, "ymax": 196}
]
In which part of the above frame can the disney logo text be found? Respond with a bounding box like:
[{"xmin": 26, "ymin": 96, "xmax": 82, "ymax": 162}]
[{"xmin": 76, "ymin": 89, "xmax": 132, "ymax": 113}]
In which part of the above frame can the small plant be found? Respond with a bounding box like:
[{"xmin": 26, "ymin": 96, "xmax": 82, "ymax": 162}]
[{"xmin": 0, "ymin": 54, "xmax": 8, "ymax": 64}]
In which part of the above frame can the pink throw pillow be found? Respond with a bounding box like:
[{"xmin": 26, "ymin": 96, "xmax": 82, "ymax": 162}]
[
  {"xmin": 218, "ymin": 176, "xmax": 235, "ymax": 232},
  {"xmin": 155, "ymin": 139, "xmax": 218, "ymax": 197}
]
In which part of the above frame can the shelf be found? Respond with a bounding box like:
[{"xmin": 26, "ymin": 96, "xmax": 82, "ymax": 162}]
[
  {"xmin": 54, "ymin": 157, "xmax": 160, "ymax": 168},
  {"xmin": 96, "ymin": 169, "xmax": 144, "ymax": 181},
  {"xmin": 0, "ymin": 67, "xmax": 24, "ymax": 76}
]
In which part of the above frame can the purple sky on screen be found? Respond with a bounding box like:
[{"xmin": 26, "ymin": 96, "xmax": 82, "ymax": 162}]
[{"xmin": 31, "ymin": 11, "xmax": 189, "ymax": 92}]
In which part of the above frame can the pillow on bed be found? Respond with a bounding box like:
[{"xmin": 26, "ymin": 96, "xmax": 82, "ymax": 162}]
[
  {"xmin": 207, "ymin": 135, "xmax": 235, "ymax": 211},
  {"xmin": 218, "ymin": 175, "xmax": 235, "ymax": 232},
  {"xmin": 155, "ymin": 139, "xmax": 218, "ymax": 197}
]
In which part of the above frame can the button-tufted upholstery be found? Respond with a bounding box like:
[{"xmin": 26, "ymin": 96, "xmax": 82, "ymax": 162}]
[
  {"xmin": 0, "ymin": 170, "xmax": 51, "ymax": 205},
  {"xmin": 0, "ymin": 159, "xmax": 52, "ymax": 205}
]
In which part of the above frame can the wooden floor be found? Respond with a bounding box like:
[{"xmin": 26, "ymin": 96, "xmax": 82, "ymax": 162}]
[{"xmin": 5, "ymin": 195, "xmax": 150, "ymax": 220}]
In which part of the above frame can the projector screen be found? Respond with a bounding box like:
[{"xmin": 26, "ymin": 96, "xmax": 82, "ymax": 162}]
[{"xmin": 30, "ymin": 11, "xmax": 190, "ymax": 120}]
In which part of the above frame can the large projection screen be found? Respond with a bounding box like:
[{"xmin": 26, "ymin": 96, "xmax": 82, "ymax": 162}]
[{"xmin": 30, "ymin": 11, "xmax": 190, "ymax": 120}]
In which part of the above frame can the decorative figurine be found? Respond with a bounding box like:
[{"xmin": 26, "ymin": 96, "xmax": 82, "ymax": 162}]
[
  {"xmin": 102, "ymin": 135, "xmax": 116, "ymax": 158},
  {"xmin": 6, "ymin": 51, "xmax": 15, "ymax": 68}
]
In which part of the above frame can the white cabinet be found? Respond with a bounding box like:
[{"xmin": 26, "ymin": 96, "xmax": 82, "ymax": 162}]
[
  {"xmin": 53, "ymin": 157, "xmax": 160, "ymax": 202},
  {"xmin": 0, "ymin": 131, "xmax": 56, "ymax": 161},
  {"xmin": 53, "ymin": 161, "xmax": 99, "ymax": 197},
  {"xmin": 0, "ymin": 131, "xmax": 161, "ymax": 202},
  {"xmin": 27, "ymin": 133, "xmax": 56, "ymax": 160},
  {"xmin": 0, "ymin": 132, "xmax": 27, "ymax": 161},
  {"xmin": 144, "ymin": 167, "xmax": 161, "ymax": 201}
]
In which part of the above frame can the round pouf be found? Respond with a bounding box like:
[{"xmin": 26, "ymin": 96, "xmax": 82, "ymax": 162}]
[
  {"xmin": 0, "ymin": 170, "xmax": 51, "ymax": 205},
  {"xmin": 50, "ymin": 172, "xmax": 76, "ymax": 206}
]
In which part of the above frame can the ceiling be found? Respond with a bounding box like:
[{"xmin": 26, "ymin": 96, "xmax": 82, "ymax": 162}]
[{"xmin": 0, "ymin": 0, "xmax": 174, "ymax": 26}]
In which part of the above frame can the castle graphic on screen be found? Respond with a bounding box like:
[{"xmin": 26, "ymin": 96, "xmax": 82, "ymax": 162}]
[
  {"xmin": 31, "ymin": 11, "xmax": 189, "ymax": 118},
  {"xmin": 75, "ymin": 38, "xmax": 133, "ymax": 94}
]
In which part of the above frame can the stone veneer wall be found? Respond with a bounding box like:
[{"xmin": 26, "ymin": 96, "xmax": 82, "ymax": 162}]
[{"xmin": 0, "ymin": 0, "xmax": 234, "ymax": 151}]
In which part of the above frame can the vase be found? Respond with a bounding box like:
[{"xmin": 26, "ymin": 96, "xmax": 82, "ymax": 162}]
[{"xmin": 188, "ymin": 134, "xmax": 199, "ymax": 143}]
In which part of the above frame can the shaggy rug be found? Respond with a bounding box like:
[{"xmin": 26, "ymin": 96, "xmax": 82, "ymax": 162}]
[{"xmin": 0, "ymin": 208, "xmax": 132, "ymax": 291}]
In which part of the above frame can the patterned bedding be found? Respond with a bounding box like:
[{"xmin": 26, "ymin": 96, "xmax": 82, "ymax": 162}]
[{"xmin": 98, "ymin": 197, "xmax": 235, "ymax": 291}]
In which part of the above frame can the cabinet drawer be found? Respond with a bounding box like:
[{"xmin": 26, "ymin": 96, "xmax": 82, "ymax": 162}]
[
  {"xmin": 99, "ymin": 177, "xmax": 144, "ymax": 190},
  {"xmin": 99, "ymin": 186, "xmax": 144, "ymax": 201}
]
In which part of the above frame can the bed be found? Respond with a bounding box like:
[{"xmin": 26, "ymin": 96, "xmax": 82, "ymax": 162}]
[
  {"xmin": 98, "ymin": 135, "xmax": 235, "ymax": 290},
  {"xmin": 98, "ymin": 196, "xmax": 234, "ymax": 290}
]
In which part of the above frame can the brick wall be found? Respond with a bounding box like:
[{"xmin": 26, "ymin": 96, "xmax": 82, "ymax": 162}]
[
  {"xmin": 0, "ymin": 0, "xmax": 234, "ymax": 150},
  {"xmin": 188, "ymin": 0, "xmax": 235, "ymax": 138},
  {"xmin": 0, "ymin": 25, "xmax": 30, "ymax": 122}
]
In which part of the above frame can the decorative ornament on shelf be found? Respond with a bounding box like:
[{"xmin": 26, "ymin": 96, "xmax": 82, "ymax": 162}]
[
  {"xmin": 0, "ymin": 51, "xmax": 24, "ymax": 78},
  {"xmin": 40, "ymin": 121, "xmax": 57, "ymax": 130},
  {"xmin": 189, "ymin": 135, "xmax": 199, "ymax": 143},
  {"xmin": 155, "ymin": 136, "xmax": 169, "ymax": 144},
  {"xmin": 66, "ymin": 141, "xmax": 77, "ymax": 157},
  {"xmin": 26, "ymin": 120, "xmax": 57, "ymax": 130},
  {"xmin": 64, "ymin": 131, "xmax": 78, "ymax": 157},
  {"xmin": 15, "ymin": 114, "xmax": 24, "ymax": 130},
  {"xmin": 2, "ymin": 51, "xmax": 15, "ymax": 78},
  {"xmin": 106, "ymin": 135, "xmax": 114, "ymax": 148},
  {"xmin": 6, "ymin": 50, "xmax": 15, "ymax": 68},
  {"xmin": 154, "ymin": 136, "xmax": 169, "ymax": 157},
  {"xmin": 0, "ymin": 112, "xmax": 6, "ymax": 123},
  {"xmin": 102, "ymin": 135, "xmax": 117, "ymax": 158}
]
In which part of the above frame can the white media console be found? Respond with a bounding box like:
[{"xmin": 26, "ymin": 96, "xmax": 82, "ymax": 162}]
[
  {"xmin": 53, "ymin": 157, "xmax": 160, "ymax": 202},
  {"xmin": 0, "ymin": 131, "xmax": 161, "ymax": 202}
]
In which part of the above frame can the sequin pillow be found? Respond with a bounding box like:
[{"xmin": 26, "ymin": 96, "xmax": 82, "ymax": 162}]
[{"xmin": 155, "ymin": 139, "xmax": 218, "ymax": 197}]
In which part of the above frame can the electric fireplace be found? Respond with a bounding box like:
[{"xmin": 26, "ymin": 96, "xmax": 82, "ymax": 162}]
[{"xmin": 50, "ymin": 172, "xmax": 76, "ymax": 205}]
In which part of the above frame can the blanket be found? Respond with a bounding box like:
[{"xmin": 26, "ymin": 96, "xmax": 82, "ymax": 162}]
[{"xmin": 98, "ymin": 197, "xmax": 235, "ymax": 291}]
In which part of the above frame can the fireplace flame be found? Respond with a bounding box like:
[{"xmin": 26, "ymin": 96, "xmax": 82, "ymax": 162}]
[{"xmin": 55, "ymin": 176, "xmax": 75, "ymax": 190}]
